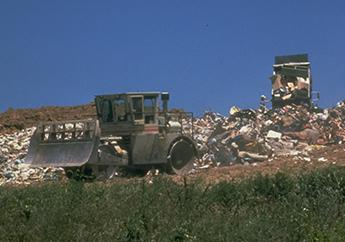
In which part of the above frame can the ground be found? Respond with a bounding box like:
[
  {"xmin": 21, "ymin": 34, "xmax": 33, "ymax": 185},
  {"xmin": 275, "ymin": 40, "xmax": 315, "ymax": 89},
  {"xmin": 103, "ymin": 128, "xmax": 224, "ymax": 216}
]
[{"xmin": 183, "ymin": 144, "xmax": 345, "ymax": 184}]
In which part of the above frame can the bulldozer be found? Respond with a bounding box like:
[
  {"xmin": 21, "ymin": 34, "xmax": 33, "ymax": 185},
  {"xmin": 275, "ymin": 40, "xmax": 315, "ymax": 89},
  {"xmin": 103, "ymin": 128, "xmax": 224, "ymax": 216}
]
[{"xmin": 25, "ymin": 92, "xmax": 198, "ymax": 176}]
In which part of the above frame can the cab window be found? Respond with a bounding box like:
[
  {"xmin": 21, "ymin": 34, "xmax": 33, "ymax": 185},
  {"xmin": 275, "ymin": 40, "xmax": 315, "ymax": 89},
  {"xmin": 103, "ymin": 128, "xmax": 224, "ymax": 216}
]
[
  {"xmin": 113, "ymin": 98, "xmax": 127, "ymax": 121},
  {"xmin": 131, "ymin": 96, "xmax": 143, "ymax": 120},
  {"xmin": 144, "ymin": 96, "xmax": 156, "ymax": 124},
  {"xmin": 101, "ymin": 100, "xmax": 113, "ymax": 122}
]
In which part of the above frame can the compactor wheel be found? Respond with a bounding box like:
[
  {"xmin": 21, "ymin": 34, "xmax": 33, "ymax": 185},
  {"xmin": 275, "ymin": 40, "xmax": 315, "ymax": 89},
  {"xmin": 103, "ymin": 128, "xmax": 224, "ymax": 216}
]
[
  {"xmin": 64, "ymin": 165, "xmax": 118, "ymax": 180},
  {"xmin": 167, "ymin": 138, "xmax": 196, "ymax": 175},
  {"xmin": 64, "ymin": 166, "xmax": 94, "ymax": 180}
]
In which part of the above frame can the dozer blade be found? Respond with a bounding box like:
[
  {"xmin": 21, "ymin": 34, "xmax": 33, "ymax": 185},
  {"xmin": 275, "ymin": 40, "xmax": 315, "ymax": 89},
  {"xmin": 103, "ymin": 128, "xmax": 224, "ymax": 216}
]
[{"xmin": 26, "ymin": 119, "xmax": 101, "ymax": 167}]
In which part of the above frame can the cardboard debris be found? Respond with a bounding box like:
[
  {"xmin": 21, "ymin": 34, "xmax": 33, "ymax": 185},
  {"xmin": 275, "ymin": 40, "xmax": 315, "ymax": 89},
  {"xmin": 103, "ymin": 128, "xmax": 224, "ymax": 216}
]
[{"xmin": 267, "ymin": 130, "xmax": 282, "ymax": 139}]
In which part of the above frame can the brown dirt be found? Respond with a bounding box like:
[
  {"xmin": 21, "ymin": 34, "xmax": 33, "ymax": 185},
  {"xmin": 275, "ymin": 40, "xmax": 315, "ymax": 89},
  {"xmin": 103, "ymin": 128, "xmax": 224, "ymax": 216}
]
[
  {"xmin": 0, "ymin": 104, "xmax": 96, "ymax": 134},
  {"xmin": 178, "ymin": 144, "xmax": 345, "ymax": 184}
]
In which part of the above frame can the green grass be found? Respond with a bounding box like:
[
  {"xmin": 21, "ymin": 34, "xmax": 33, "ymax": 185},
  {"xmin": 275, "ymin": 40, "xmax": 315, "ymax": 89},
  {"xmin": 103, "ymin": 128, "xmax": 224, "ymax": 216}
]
[{"xmin": 2, "ymin": 167, "xmax": 345, "ymax": 241}]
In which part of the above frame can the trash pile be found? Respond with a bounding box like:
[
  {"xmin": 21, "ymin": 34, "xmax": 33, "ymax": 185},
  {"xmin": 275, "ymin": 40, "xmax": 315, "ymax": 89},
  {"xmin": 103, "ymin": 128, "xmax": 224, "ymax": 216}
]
[
  {"xmin": 0, "ymin": 128, "xmax": 65, "ymax": 185},
  {"xmin": 1, "ymin": 101, "xmax": 345, "ymax": 184},
  {"xmin": 184, "ymin": 102, "xmax": 345, "ymax": 169}
]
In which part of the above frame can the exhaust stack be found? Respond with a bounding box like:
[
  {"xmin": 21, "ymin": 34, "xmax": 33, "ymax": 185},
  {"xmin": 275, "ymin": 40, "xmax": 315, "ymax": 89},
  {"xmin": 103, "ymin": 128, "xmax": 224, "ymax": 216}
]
[{"xmin": 161, "ymin": 92, "xmax": 169, "ymax": 113}]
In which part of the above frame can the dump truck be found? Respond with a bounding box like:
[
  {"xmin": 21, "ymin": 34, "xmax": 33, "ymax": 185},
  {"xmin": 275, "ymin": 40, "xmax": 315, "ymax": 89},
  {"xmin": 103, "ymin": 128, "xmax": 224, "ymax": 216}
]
[
  {"xmin": 25, "ymin": 92, "xmax": 198, "ymax": 177},
  {"xmin": 270, "ymin": 53, "xmax": 319, "ymax": 108}
]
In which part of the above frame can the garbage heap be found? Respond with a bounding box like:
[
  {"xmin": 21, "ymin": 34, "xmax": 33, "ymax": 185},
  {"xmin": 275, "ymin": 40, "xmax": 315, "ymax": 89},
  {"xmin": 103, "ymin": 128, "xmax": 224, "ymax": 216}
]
[
  {"xmin": 184, "ymin": 102, "xmax": 345, "ymax": 168},
  {"xmin": 0, "ymin": 128, "xmax": 65, "ymax": 185},
  {"xmin": 1, "ymin": 101, "xmax": 345, "ymax": 184}
]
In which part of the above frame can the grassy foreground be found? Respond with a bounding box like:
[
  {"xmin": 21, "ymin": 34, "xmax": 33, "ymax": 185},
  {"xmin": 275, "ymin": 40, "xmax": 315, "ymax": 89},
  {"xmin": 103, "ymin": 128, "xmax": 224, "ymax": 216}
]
[{"xmin": 1, "ymin": 167, "xmax": 345, "ymax": 241}]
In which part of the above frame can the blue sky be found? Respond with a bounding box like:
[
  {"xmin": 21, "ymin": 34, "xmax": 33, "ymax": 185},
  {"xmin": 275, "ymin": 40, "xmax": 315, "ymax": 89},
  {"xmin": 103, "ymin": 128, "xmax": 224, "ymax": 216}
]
[{"xmin": 1, "ymin": 0, "xmax": 345, "ymax": 115}]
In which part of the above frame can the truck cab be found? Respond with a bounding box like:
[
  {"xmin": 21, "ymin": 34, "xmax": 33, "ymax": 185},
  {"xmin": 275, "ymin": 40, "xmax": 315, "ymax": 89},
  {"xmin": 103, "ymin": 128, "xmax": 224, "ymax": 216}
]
[
  {"xmin": 270, "ymin": 54, "xmax": 314, "ymax": 108},
  {"xmin": 95, "ymin": 92, "xmax": 161, "ymax": 124},
  {"xmin": 94, "ymin": 92, "xmax": 169, "ymax": 137}
]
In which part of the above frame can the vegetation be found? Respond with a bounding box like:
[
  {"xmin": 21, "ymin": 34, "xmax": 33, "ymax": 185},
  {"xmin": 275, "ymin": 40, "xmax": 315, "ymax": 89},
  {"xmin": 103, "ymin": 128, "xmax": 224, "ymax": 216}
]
[{"xmin": 1, "ymin": 167, "xmax": 345, "ymax": 241}]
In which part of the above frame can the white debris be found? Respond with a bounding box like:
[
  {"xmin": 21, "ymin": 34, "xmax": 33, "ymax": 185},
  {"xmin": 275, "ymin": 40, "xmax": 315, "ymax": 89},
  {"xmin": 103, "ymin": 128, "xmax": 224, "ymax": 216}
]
[
  {"xmin": 0, "ymin": 127, "xmax": 65, "ymax": 185},
  {"xmin": 303, "ymin": 157, "xmax": 311, "ymax": 162},
  {"xmin": 266, "ymin": 130, "xmax": 282, "ymax": 139},
  {"xmin": 317, "ymin": 157, "xmax": 328, "ymax": 162}
]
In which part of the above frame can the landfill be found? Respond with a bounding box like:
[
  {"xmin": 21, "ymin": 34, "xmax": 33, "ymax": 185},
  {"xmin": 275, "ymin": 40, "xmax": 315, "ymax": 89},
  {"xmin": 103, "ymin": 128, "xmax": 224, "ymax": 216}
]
[
  {"xmin": 1, "ymin": 101, "xmax": 345, "ymax": 185},
  {"xmin": 184, "ymin": 101, "xmax": 345, "ymax": 170}
]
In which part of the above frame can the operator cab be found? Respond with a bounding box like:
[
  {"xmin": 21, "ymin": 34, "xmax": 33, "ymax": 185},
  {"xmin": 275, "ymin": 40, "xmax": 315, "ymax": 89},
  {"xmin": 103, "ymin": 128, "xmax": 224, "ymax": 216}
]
[{"xmin": 95, "ymin": 92, "xmax": 165, "ymax": 125}]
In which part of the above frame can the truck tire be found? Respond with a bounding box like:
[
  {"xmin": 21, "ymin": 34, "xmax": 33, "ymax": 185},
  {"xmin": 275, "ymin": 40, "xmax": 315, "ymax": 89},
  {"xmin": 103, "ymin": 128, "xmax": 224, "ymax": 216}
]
[{"xmin": 167, "ymin": 138, "xmax": 196, "ymax": 175}]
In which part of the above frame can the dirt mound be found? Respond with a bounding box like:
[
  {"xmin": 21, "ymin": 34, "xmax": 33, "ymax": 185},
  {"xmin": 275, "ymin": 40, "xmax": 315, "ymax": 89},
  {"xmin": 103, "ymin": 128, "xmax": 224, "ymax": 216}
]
[{"xmin": 0, "ymin": 104, "xmax": 96, "ymax": 134}]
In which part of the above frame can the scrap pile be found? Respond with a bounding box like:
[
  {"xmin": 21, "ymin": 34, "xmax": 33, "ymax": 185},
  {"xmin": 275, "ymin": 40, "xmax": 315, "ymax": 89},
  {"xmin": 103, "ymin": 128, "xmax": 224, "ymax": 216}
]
[
  {"xmin": 184, "ymin": 102, "xmax": 345, "ymax": 169},
  {"xmin": 0, "ymin": 128, "xmax": 65, "ymax": 185},
  {"xmin": 0, "ymin": 101, "xmax": 345, "ymax": 184}
]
